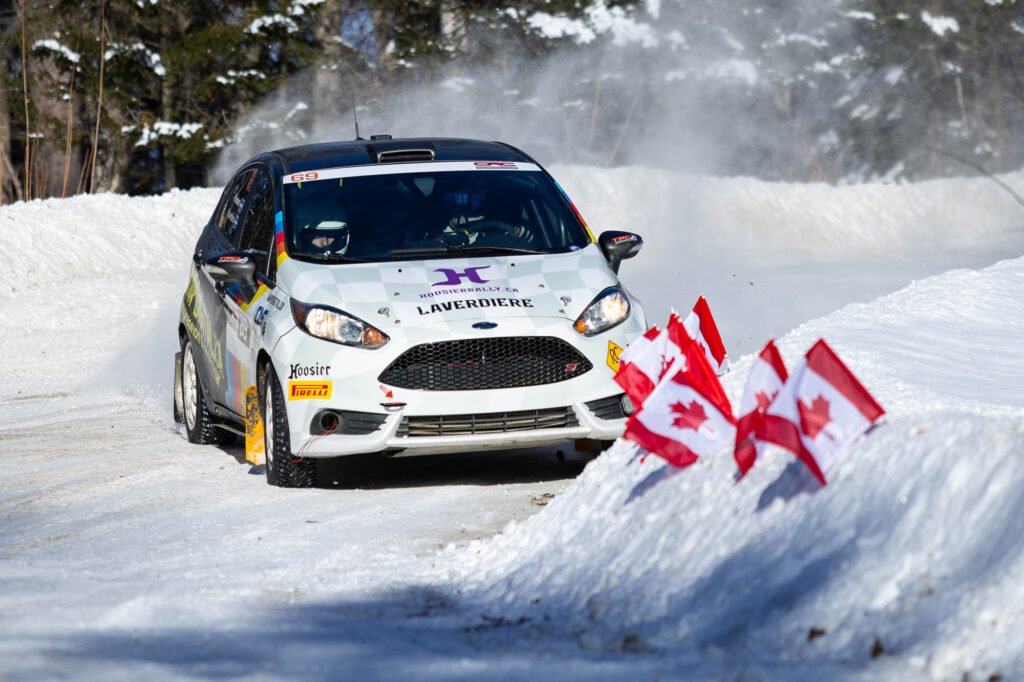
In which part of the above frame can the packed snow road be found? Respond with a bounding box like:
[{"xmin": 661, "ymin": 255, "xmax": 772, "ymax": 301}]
[
  {"xmin": 1, "ymin": 168, "xmax": 1023, "ymax": 679},
  {"xmin": 0, "ymin": 275, "xmax": 591, "ymax": 680}
]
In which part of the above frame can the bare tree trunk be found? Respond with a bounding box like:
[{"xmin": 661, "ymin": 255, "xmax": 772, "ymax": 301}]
[
  {"xmin": 62, "ymin": 38, "xmax": 80, "ymax": 198},
  {"xmin": 988, "ymin": 47, "xmax": 1009, "ymax": 173},
  {"xmin": 0, "ymin": 66, "xmax": 24, "ymax": 203},
  {"xmin": 76, "ymin": 153, "xmax": 90, "ymax": 195},
  {"xmin": 18, "ymin": 0, "xmax": 31, "ymax": 199},
  {"xmin": 161, "ymin": 71, "xmax": 176, "ymax": 189},
  {"xmin": 95, "ymin": 138, "xmax": 124, "ymax": 193},
  {"xmin": 158, "ymin": 11, "xmax": 179, "ymax": 191},
  {"xmin": 90, "ymin": 0, "xmax": 106, "ymax": 194},
  {"xmin": 35, "ymin": 151, "xmax": 47, "ymax": 198}
]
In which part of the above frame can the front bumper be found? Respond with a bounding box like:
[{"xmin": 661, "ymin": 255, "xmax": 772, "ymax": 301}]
[
  {"xmin": 273, "ymin": 315, "xmax": 640, "ymax": 457},
  {"xmin": 295, "ymin": 396, "xmax": 627, "ymax": 457}
]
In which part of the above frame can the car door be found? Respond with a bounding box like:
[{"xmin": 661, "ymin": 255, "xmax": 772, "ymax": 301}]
[
  {"xmin": 190, "ymin": 166, "xmax": 261, "ymax": 418},
  {"xmin": 220, "ymin": 166, "xmax": 277, "ymax": 417}
]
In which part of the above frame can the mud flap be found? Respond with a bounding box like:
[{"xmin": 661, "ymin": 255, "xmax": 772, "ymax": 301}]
[
  {"xmin": 245, "ymin": 385, "xmax": 266, "ymax": 465},
  {"xmin": 173, "ymin": 351, "xmax": 184, "ymax": 423}
]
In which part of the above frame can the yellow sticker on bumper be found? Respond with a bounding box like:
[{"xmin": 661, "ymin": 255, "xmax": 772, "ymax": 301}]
[
  {"xmin": 288, "ymin": 380, "xmax": 332, "ymax": 400},
  {"xmin": 607, "ymin": 341, "xmax": 623, "ymax": 373}
]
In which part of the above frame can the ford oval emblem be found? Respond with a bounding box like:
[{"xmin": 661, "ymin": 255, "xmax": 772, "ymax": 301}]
[{"xmin": 472, "ymin": 321, "xmax": 498, "ymax": 330}]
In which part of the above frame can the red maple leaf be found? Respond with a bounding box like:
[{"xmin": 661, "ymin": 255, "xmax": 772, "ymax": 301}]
[
  {"xmin": 659, "ymin": 353, "xmax": 672, "ymax": 376},
  {"xmin": 798, "ymin": 395, "xmax": 831, "ymax": 438},
  {"xmin": 755, "ymin": 390, "xmax": 777, "ymax": 412},
  {"xmin": 670, "ymin": 400, "xmax": 707, "ymax": 431}
]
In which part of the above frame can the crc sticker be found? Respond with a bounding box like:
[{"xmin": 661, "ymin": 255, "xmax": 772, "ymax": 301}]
[
  {"xmin": 473, "ymin": 161, "xmax": 518, "ymax": 169},
  {"xmin": 288, "ymin": 381, "xmax": 332, "ymax": 400},
  {"xmin": 606, "ymin": 341, "xmax": 623, "ymax": 373}
]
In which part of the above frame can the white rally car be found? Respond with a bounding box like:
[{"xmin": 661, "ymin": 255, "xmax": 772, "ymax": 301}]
[{"xmin": 174, "ymin": 137, "xmax": 646, "ymax": 487}]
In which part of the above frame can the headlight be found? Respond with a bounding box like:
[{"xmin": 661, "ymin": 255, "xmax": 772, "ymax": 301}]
[
  {"xmin": 573, "ymin": 286, "xmax": 631, "ymax": 336},
  {"xmin": 291, "ymin": 300, "xmax": 389, "ymax": 349}
]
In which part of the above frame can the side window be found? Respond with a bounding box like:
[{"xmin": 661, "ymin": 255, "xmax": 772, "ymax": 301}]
[
  {"xmin": 215, "ymin": 168, "xmax": 258, "ymax": 242},
  {"xmin": 239, "ymin": 170, "xmax": 276, "ymax": 278}
]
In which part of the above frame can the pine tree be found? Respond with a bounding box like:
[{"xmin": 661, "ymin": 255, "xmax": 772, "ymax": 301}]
[
  {"xmin": 28, "ymin": 0, "xmax": 327, "ymax": 195},
  {"xmin": 833, "ymin": 0, "xmax": 1024, "ymax": 180}
]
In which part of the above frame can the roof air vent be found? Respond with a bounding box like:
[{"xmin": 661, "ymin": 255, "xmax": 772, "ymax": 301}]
[{"xmin": 376, "ymin": 148, "xmax": 436, "ymax": 164}]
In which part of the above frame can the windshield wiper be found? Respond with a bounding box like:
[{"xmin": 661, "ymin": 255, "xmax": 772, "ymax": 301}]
[
  {"xmin": 389, "ymin": 244, "xmax": 546, "ymax": 258},
  {"xmin": 293, "ymin": 252, "xmax": 370, "ymax": 263},
  {"xmin": 458, "ymin": 246, "xmax": 547, "ymax": 255}
]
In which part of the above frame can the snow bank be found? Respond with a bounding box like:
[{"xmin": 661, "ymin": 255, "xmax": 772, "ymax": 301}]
[
  {"xmin": 0, "ymin": 188, "xmax": 218, "ymax": 296},
  {"xmin": 448, "ymin": 255, "xmax": 1024, "ymax": 679},
  {"xmin": 553, "ymin": 167, "xmax": 1024, "ymax": 263},
  {"xmin": 553, "ymin": 166, "xmax": 1024, "ymax": 354}
]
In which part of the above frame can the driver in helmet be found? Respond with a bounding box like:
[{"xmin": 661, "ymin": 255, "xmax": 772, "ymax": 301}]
[
  {"xmin": 311, "ymin": 220, "xmax": 349, "ymax": 252},
  {"xmin": 301, "ymin": 217, "xmax": 350, "ymax": 255}
]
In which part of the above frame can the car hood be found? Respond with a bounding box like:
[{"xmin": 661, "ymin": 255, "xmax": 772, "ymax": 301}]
[{"xmin": 277, "ymin": 244, "xmax": 619, "ymax": 329}]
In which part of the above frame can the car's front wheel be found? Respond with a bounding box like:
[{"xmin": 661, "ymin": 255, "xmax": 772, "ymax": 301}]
[
  {"xmin": 181, "ymin": 339, "xmax": 228, "ymax": 445},
  {"xmin": 261, "ymin": 364, "xmax": 315, "ymax": 488}
]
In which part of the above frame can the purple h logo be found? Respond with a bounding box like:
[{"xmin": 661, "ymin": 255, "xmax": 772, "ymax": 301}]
[{"xmin": 432, "ymin": 266, "xmax": 491, "ymax": 286}]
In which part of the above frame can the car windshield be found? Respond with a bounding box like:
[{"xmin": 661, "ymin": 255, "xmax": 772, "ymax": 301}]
[{"xmin": 283, "ymin": 167, "xmax": 591, "ymax": 263}]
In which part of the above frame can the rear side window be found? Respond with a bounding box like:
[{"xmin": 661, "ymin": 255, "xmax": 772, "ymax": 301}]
[{"xmin": 215, "ymin": 168, "xmax": 258, "ymax": 241}]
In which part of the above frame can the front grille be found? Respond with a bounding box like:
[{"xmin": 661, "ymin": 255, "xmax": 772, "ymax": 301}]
[
  {"xmin": 379, "ymin": 336, "xmax": 592, "ymax": 391},
  {"xmin": 586, "ymin": 394, "xmax": 629, "ymax": 421},
  {"xmin": 397, "ymin": 407, "xmax": 579, "ymax": 438}
]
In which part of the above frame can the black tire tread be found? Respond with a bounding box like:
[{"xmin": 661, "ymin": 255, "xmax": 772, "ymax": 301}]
[{"xmin": 263, "ymin": 366, "xmax": 315, "ymax": 488}]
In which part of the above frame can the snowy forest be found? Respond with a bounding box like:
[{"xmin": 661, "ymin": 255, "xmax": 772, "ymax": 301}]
[{"xmin": 2, "ymin": 0, "xmax": 1023, "ymax": 200}]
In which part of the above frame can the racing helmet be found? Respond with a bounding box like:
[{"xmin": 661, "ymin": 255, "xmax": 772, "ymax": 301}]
[{"xmin": 303, "ymin": 218, "xmax": 350, "ymax": 254}]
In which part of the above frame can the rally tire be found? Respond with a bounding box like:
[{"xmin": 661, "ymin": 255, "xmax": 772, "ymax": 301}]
[
  {"xmin": 261, "ymin": 365, "xmax": 315, "ymax": 488},
  {"xmin": 181, "ymin": 339, "xmax": 228, "ymax": 445},
  {"xmin": 173, "ymin": 352, "xmax": 184, "ymax": 424}
]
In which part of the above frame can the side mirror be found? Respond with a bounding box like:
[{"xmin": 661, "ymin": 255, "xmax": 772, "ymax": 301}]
[
  {"xmin": 598, "ymin": 231, "xmax": 643, "ymax": 274},
  {"xmin": 203, "ymin": 252, "xmax": 256, "ymax": 283}
]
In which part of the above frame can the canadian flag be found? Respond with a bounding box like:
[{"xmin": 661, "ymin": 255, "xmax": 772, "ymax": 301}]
[
  {"xmin": 614, "ymin": 313, "xmax": 690, "ymax": 406},
  {"xmin": 683, "ymin": 296, "xmax": 729, "ymax": 375},
  {"xmin": 614, "ymin": 325, "xmax": 663, "ymax": 406},
  {"xmin": 733, "ymin": 340, "xmax": 788, "ymax": 479},
  {"xmin": 755, "ymin": 339, "xmax": 884, "ymax": 485},
  {"xmin": 624, "ymin": 339, "xmax": 736, "ymax": 467}
]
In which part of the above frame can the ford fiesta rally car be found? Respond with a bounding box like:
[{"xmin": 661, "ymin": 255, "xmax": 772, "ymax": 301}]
[{"xmin": 173, "ymin": 137, "xmax": 646, "ymax": 487}]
